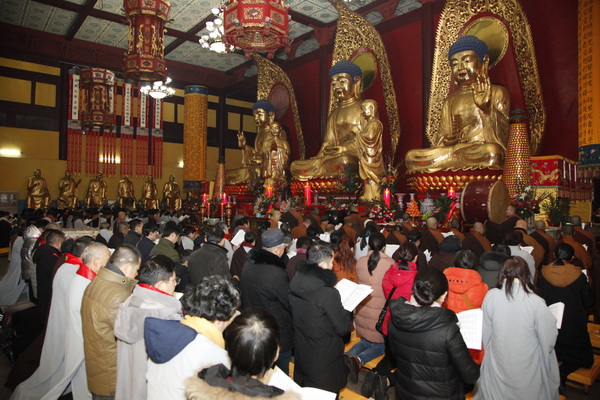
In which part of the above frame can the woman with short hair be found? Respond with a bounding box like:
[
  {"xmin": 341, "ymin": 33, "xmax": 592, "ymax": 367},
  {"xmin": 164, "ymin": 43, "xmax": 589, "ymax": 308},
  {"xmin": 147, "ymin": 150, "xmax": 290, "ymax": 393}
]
[{"xmin": 185, "ymin": 308, "xmax": 300, "ymax": 400}]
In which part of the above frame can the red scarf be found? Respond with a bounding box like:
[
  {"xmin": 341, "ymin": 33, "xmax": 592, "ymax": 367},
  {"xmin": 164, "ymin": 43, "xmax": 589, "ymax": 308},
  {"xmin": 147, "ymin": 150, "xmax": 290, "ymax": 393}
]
[
  {"xmin": 139, "ymin": 283, "xmax": 172, "ymax": 297},
  {"xmin": 296, "ymin": 248, "xmax": 307, "ymax": 254},
  {"xmin": 242, "ymin": 242, "xmax": 255, "ymax": 248},
  {"xmin": 65, "ymin": 253, "xmax": 84, "ymax": 267},
  {"xmin": 76, "ymin": 264, "xmax": 97, "ymax": 281}
]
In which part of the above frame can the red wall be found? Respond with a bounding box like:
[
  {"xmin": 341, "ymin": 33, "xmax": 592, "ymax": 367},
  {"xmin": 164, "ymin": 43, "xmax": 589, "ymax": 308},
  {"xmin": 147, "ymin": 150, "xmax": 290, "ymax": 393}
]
[{"xmin": 283, "ymin": 0, "xmax": 578, "ymax": 164}]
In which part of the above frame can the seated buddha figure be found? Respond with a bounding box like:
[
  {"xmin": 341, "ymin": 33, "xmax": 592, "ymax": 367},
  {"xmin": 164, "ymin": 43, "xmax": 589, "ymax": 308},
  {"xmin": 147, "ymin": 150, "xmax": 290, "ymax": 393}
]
[
  {"xmin": 406, "ymin": 35, "xmax": 510, "ymax": 173},
  {"xmin": 290, "ymin": 60, "xmax": 364, "ymax": 180},
  {"xmin": 26, "ymin": 169, "xmax": 51, "ymax": 210},
  {"xmin": 226, "ymin": 100, "xmax": 275, "ymax": 185}
]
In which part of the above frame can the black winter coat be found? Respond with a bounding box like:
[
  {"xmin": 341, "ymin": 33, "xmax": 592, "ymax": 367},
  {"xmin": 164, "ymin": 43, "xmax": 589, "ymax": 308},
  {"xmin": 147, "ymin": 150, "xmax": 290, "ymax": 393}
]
[
  {"xmin": 188, "ymin": 242, "xmax": 230, "ymax": 284},
  {"xmin": 388, "ymin": 298, "xmax": 479, "ymax": 400},
  {"xmin": 240, "ymin": 248, "xmax": 294, "ymax": 353},
  {"xmin": 537, "ymin": 262, "xmax": 595, "ymax": 370},
  {"xmin": 288, "ymin": 262, "xmax": 351, "ymax": 394}
]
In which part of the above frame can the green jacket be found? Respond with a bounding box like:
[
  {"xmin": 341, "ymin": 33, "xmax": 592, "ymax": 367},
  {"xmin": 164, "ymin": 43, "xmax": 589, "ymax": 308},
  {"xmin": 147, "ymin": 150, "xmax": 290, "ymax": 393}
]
[{"xmin": 149, "ymin": 237, "xmax": 180, "ymax": 263}]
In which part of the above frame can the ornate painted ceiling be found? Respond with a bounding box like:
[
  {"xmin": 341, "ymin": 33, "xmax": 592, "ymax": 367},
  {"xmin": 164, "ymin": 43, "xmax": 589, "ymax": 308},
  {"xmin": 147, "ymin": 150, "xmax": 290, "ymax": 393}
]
[{"xmin": 1, "ymin": 0, "xmax": 421, "ymax": 73}]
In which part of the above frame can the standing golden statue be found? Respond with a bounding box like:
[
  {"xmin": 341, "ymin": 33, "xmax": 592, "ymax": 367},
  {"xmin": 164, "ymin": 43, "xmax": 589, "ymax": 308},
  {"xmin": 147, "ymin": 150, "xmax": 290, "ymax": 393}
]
[
  {"xmin": 262, "ymin": 121, "xmax": 291, "ymax": 187},
  {"xmin": 117, "ymin": 175, "xmax": 136, "ymax": 209},
  {"xmin": 291, "ymin": 60, "xmax": 367, "ymax": 180},
  {"xmin": 357, "ymin": 100, "xmax": 385, "ymax": 201},
  {"xmin": 57, "ymin": 171, "xmax": 81, "ymax": 209},
  {"xmin": 226, "ymin": 100, "xmax": 276, "ymax": 185},
  {"xmin": 163, "ymin": 175, "xmax": 182, "ymax": 211},
  {"xmin": 26, "ymin": 169, "xmax": 51, "ymax": 210},
  {"xmin": 142, "ymin": 175, "xmax": 160, "ymax": 210},
  {"xmin": 406, "ymin": 36, "xmax": 510, "ymax": 173},
  {"xmin": 86, "ymin": 172, "xmax": 107, "ymax": 208}
]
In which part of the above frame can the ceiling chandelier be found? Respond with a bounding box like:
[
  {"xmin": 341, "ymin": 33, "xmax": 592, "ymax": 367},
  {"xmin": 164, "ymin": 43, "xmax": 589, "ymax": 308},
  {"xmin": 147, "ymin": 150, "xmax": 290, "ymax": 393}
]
[
  {"xmin": 140, "ymin": 77, "xmax": 176, "ymax": 99},
  {"xmin": 199, "ymin": 8, "xmax": 227, "ymax": 53},
  {"xmin": 221, "ymin": 0, "xmax": 291, "ymax": 59}
]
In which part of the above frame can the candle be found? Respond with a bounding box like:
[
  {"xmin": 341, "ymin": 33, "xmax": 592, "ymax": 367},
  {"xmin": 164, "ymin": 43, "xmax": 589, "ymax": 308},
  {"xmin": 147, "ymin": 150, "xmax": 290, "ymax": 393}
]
[
  {"xmin": 222, "ymin": 192, "xmax": 227, "ymax": 205},
  {"xmin": 266, "ymin": 185, "xmax": 273, "ymax": 197},
  {"xmin": 383, "ymin": 188, "xmax": 391, "ymax": 207},
  {"xmin": 202, "ymin": 193, "xmax": 208, "ymax": 204},
  {"xmin": 304, "ymin": 183, "xmax": 311, "ymax": 206},
  {"xmin": 447, "ymin": 187, "xmax": 456, "ymax": 199}
]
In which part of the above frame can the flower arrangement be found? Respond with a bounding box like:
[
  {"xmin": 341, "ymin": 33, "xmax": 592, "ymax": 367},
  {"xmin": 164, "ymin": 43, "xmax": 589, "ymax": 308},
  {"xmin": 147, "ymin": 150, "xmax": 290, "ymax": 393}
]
[
  {"xmin": 336, "ymin": 164, "xmax": 362, "ymax": 194},
  {"xmin": 511, "ymin": 185, "xmax": 551, "ymax": 220},
  {"xmin": 432, "ymin": 194, "xmax": 454, "ymax": 224},
  {"xmin": 254, "ymin": 193, "xmax": 278, "ymax": 215},
  {"xmin": 380, "ymin": 163, "xmax": 398, "ymax": 192},
  {"xmin": 367, "ymin": 202, "xmax": 396, "ymax": 223},
  {"xmin": 541, "ymin": 195, "xmax": 570, "ymax": 227}
]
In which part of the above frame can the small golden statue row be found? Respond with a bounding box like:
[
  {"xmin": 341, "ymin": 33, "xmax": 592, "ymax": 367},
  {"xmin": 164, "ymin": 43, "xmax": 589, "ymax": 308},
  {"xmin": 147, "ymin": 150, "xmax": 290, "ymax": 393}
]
[{"xmin": 26, "ymin": 170, "xmax": 183, "ymax": 211}]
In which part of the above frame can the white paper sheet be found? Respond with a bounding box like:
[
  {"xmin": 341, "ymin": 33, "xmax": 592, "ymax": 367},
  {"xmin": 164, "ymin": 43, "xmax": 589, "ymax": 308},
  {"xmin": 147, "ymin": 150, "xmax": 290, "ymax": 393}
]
[
  {"xmin": 268, "ymin": 367, "xmax": 336, "ymax": 400},
  {"xmin": 457, "ymin": 308, "xmax": 483, "ymax": 350},
  {"xmin": 230, "ymin": 229, "xmax": 246, "ymax": 247},
  {"xmin": 335, "ymin": 278, "xmax": 373, "ymax": 312},
  {"xmin": 384, "ymin": 244, "xmax": 399, "ymax": 258},
  {"xmin": 548, "ymin": 302, "xmax": 565, "ymax": 329}
]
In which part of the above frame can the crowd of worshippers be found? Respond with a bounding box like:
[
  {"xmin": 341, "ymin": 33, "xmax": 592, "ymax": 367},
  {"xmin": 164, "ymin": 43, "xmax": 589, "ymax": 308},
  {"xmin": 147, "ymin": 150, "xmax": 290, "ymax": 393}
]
[{"xmin": 0, "ymin": 203, "xmax": 597, "ymax": 400}]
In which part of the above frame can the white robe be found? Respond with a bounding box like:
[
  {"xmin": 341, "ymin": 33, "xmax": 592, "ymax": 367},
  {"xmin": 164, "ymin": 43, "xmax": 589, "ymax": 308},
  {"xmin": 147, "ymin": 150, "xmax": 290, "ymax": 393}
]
[
  {"xmin": 0, "ymin": 236, "xmax": 27, "ymax": 305},
  {"xmin": 474, "ymin": 283, "xmax": 560, "ymax": 400},
  {"xmin": 10, "ymin": 263, "xmax": 78, "ymax": 400},
  {"xmin": 41, "ymin": 274, "xmax": 93, "ymax": 400}
]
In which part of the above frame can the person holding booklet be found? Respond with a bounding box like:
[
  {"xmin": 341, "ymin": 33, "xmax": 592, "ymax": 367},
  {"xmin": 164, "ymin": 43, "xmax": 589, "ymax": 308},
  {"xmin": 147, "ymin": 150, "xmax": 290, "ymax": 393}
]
[
  {"xmin": 475, "ymin": 256, "xmax": 560, "ymax": 400},
  {"xmin": 537, "ymin": 243, "xmax": 595, "ymax": 386},
  {"xmin": 388, "ymin": 267, "xmax": 479, "ymax": 400},
  {"xmin": 345, "ymin": 232, "xmax": 394, "ymax": 383},
  {"xmin": 289, "ymin": 241, "xmax": 352, "ymax": 394}
]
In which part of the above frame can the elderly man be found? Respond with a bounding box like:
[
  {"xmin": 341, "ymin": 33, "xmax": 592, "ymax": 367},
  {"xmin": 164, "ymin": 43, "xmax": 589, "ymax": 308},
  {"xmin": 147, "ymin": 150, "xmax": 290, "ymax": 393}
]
[
  {"xmin": 462, "ymin": 222, "xmax": 492, "ymax": 260},
  {"xmin": 108, "ymin": 220, "xmax": 129, "ymax": 250},
  {"xmin": 514, "ymin": 219, "xmax": 545, "ymax": 268},
  {"xmin": 269, "ymin": 209, "xmax": 282, "ymax": 229},
  {"xmin": 240, "ymin": 228, "xmax": 294, "ymax": 374},
  {"xmin": 81, "ymin": 245, "xmax": 141, "ymax": 399},
  {"xmin": 419, "ymin": 217, "xmax": 445, "ymax": 255}
]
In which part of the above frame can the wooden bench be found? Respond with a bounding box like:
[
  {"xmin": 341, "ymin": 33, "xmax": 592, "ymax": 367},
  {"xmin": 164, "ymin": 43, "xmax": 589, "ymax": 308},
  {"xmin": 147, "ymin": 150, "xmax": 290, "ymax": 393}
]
[
  {"xmin": 566, "ymin": 353, "xmax": 600, "ymax": 393},
  {"xmin": 339, "ymin": 388, "xmax": 368, "ymax": 400},
  {"xmin": 589, "ymin": 322, "xmax": 600, "ymax": 352},
  {"xmin": 0, "ymin": 247, "xmax": 9, "ymax": 256},
  {"xmin": 466, "ymin": 392, "xmax": 566, "ymax": 399}
]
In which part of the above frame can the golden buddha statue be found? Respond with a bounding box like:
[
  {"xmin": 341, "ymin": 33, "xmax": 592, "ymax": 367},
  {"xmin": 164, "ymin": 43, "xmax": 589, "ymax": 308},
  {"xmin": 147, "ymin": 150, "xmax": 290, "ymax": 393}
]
[
  {"xmin": 142, "ymin": 175, "xmax": 160, "ymax": 210},
  {"xmin": 226, "ymin": 100, "xmax": 276, "ymax": 185},
  {"xmin": 26, "ymin": 169, "xmax": 51, "ymax": 210},
  {"xmin": 86, "ymin": 172, "xmax": 107, "ymax": 208},
  {"xmin": 117, "ymin": 175, "xmax": 136, "ymax": 209},
  {"xmin": 357, "ymin": 100, "xmax": 385, "ymax": 201},
  {"xmin": 57, "ymin": 171, "xmax": 81, "ymax": 209},
  {"xmin": 262, "ymin": 121, "xmax": 291, "ymax": 187},
  {"xmin": 163, "ymin": 175, "xmax": 182, "ymax": 211},
  {"xmin": 406, "ymin": 36, "xmax": 510, "ymax": 173},
  {"xmin": 290, "ymin": 60, "xmax": 366, "ymax": 180}
]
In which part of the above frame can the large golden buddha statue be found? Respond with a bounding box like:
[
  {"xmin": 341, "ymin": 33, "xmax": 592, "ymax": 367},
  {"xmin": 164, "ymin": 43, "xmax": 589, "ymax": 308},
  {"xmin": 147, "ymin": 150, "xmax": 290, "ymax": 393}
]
[
  {"xmin": 26, "ymin": 169, "xmax": 51, "ymax": 210},
  {"xmin": 290, "ymin": 60, "xmax": 365, "ymax": 180},
  {"xmin": 117, "ymin": 175, "xmax": 136, "ymax": 209},
  {"xmin": 57, "ymin": 171, "xmax": 81, "ymax": 209},
  {"xmin": 142, "ymin": 175, "xmax": 160, "ymax": 210},
  {"xmin": 406, "ymin": 36, "xmax": 510, "ymax": 173},
  {"xmin": 163, "ymin": 175, "xmax": 182, "ymax": 211},
  {"xmin": 226, "ymin": 100, "xmax": 275, "ymax": 185}
]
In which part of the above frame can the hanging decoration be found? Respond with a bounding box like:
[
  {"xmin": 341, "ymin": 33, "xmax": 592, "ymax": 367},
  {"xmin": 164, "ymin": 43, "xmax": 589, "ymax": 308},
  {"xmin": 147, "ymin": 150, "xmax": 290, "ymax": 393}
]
[
  {"xmin": 102, "ymin": 81, "xmax": 117, "ymax": 177},
  {"xmin": 124, "ymin": 0, "xmax": 171, "ymax": 82},
  {"xmin": 151, "ymin": 98, "xmax": 163, "ymax": 179},
  {"xmin": 67, "ymin": 68, "xmax": 82, "ymax": 175},
  {"xmin": 120, "ymin": 81, "xmax": 135, "ymax": 177},
  {"xmin": 136, "ymin": 89, "xmax": 150, "ymax": 177},
  {"xmin": 222, "ymin": 0, "xmax": 291, "ymax": 58}
]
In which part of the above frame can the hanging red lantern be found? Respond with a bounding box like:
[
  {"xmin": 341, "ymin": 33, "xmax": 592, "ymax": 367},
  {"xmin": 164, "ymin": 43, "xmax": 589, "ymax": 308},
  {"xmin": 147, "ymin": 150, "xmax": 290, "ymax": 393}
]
[
  {"xmin": 80, "ymin": 67, "xmax": 115, "ymax": 130},
  {"xmin": 124, "ymin": 0, "xmax": 171, "ymax": 82},
  {"xmin": 222, "ymin": 0, "xmax": 290, "ymax": 58}
]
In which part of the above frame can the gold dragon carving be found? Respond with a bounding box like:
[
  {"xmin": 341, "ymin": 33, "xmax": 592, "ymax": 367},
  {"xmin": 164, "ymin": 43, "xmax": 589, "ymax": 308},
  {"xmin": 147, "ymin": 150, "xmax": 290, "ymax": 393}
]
[
  {"xmin": 252, "ymin": 52, "xmax": 306, "ymax": 159},
  {"xmin": 328, "ymin": 0, "xmax": 401, "ymax": 157},
  {"xmin": 427, "ymin": 0, "xmax": 545, "ymax": 155}
]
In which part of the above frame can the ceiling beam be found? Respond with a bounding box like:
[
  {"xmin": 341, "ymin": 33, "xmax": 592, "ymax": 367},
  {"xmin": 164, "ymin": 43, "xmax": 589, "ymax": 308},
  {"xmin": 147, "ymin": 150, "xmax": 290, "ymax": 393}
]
[
  {"xmin": 288, "ymin": 10, "xmax": 328, "ymax": 29},
  {"xmin": 164, "ymin": 14, "xmax": 215, "ymax": 55},
  {"xmin": 65, "ymin": 0, "xmax": 99, "ymax": 40}
]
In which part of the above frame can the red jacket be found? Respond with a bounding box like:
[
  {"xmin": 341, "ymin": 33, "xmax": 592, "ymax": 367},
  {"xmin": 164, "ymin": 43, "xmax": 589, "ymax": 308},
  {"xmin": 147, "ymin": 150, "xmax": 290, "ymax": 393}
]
[
  {"xmin": 443, "ymin": 267, "xmax": 488, "ymax": 314},
  {"xmin": 380, "ymin": 261, "xmax": 418, "ymax": 335}
]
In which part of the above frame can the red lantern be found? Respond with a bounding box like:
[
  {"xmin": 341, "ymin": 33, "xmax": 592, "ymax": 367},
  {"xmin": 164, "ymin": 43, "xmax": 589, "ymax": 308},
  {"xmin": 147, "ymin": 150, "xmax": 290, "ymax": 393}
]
[
  {"xmin": 124, "ymin": 0, "xmax": 171, "ymax": 82},
  {"xmin": 222, "ymin": 0, "xmax": 290, "ymax": 58},
  {"xmin": 80, "ymin": 68, "xmax": 115, "ymax": 130}
]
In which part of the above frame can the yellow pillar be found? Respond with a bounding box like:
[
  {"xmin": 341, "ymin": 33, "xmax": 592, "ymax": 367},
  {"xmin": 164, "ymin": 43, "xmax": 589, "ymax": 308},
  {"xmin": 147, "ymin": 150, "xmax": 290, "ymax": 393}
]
[
  {"xmin": 578, "ymin": 0, "xmax": 600, "ymax": 165},
  {"xmin": 183, "ymin": 85, "xmax": 208, "ymax": 198}
]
